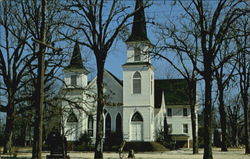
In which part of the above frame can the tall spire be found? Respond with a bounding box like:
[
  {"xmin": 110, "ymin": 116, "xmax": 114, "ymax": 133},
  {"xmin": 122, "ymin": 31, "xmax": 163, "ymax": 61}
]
[
  {"xmin": 126, "ymin": 0, "xmax": 150, "ymax": 43},
  {"xmin": 66, "ymin": 42, "xmax": 89, "ymax": 73}
]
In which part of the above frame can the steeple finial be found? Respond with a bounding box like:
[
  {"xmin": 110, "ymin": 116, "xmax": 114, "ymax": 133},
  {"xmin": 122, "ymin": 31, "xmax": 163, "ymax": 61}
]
[
  {"xmin": 66, "ymin": 42, "xmax": 89, "ymax": 73},
  {"xmin": 126, "ymin": 0, "xmax": 150, "ymax": 43}
]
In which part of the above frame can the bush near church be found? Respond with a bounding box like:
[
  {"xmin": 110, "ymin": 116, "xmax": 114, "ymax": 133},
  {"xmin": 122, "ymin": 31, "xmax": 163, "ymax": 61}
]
[{"xmin": 67, "ymin": 132, "xmax": 94, "ymax": 151}]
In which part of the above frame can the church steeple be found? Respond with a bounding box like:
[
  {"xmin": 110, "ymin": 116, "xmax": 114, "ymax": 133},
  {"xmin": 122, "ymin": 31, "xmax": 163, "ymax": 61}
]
[
  {"xmin": 66, "ymin": 42, "xmax": 89, "ymax": 74},
  {"xmin": 126, "ymin": 0, "xmax": 150, "ymax": 43},
  {"xmin": 64, "ymin": 42, "xmax": 89, "ymax": 88}
]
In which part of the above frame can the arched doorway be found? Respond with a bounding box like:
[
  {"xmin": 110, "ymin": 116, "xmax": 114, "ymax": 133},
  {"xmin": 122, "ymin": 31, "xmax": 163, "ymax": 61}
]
[
  {"xmin": 130, "ymin": 112, "xmax": 143, "ymax": 141},
  {"xmin": 66, "ymin": 112, "xmax": 78, "ymax": 141}
]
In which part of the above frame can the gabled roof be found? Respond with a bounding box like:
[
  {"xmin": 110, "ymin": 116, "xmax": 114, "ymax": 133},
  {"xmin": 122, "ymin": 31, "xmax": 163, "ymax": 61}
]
[
  {"xmin": 155, "ymin": 79, "xmax": 196, "ymax": 108},
  {"xmin": 87, "ymin": 69, "xmax": 123, "ymax": 88},
  {"xmin": 106, "ymin": 70, "xmax": 123, "ymax": 86},
  {"xmin": 126, "ymin": 0, "xmax": 151, "ymax": 43},
  {"xmin": 65, "ymin": 42, "xmax": 89, "ymax": 74}
]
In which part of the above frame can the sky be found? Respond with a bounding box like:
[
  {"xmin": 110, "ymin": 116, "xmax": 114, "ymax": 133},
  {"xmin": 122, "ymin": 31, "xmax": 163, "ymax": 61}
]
[
  {"xmin": 0, "ymin": 0, "xmax": 225, "ymax": 119},
  {"xmin": 84, "ymin": 0, "xmax": 185, "ymax": 80},
  {"xmin": 0, "ymin": 0, "xmax": 183, "ymax": 120}
]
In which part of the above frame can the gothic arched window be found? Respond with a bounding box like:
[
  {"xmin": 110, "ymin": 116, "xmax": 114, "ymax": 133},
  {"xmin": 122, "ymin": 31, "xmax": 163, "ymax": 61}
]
[
  {"xmin": 131, "ymin": 112, "xmax": 143, "ymax": 122},
  {"xmin": 116, "ymin": 113, "xmax": 122, "ymax": 134},
  {"xmin": 88, "ymin": 115, "xmax": 94, "ymax": 136},
  {"xmin": 105, "ymin": 113, "xmax": 111, "ymax": 137},
  {"xmin": 133, "ymin": 72, "xmax": 141, "ymax": 94}
]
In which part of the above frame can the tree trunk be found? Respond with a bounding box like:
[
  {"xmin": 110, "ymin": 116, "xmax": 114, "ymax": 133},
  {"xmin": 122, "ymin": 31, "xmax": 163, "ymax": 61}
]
[
  {"xmin": 3, "ymin": 103, "xmax": 14, "ymax": 154},
  {"xmin": 94, "ymin": 58, "xmax": 105, "ymax": 159},
  {"xmin": 218, "ymin": 84, "xmax": 228, "ymax": 151},
  {"xmin": 243, "ymin": 95, "xmax": 250, "ymax": 154},
  {"xmin": 189, "ymin": 83, "xmax": 198, "ymax": 154},
  {"xmin": 190, "ymin": 99, "xmax": 198, "ymax": 154},
  {"xmin": 203, "ymin": 69, "xmax": 213, "ymax": 159},
  {"xmin": 21, "ymin": 122, "xmax": 28, "ymax": 146},
  {"xmin": 32, "ymin": 0, "xmax": 47, "ymax": 158}
]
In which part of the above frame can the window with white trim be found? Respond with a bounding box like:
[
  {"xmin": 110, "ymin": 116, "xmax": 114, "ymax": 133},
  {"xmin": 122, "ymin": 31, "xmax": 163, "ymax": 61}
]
[
  {"xmin": 133, "ymin": 72, "xmax": 141, "ymax": 94},
  {"xmin": 183, "ymin": 124, "xmax": 188, "ymax": 133},
  {"xmin": 134, "ymin": 48, "xmax": 141, "ymax": 61},
  {"xmin": 167, "ymin": 108, "xmax": 172, "ymax": 117},
  {"xmin": 183, "ymin": 108, "xmax": 188, "ymax": 116},
  {"xmin": 71, "ymin": 75, "xmax": 77, "ymax": 86},
  {"xmin": 88, "ymin": 116, "xmax": 94, "ymax": 136}
]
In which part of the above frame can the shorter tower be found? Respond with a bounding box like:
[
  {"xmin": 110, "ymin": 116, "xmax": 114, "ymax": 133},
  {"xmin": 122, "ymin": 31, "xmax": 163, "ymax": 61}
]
[{"xmin": 62, "ymin": 42, "xmax": 89, "ymax": 141}]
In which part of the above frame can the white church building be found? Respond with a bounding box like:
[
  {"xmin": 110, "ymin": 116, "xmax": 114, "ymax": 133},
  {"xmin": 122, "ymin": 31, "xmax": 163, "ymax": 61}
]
[{"xmin": 61, "ymin": 0, "xmax": 197, "ymax": 148}]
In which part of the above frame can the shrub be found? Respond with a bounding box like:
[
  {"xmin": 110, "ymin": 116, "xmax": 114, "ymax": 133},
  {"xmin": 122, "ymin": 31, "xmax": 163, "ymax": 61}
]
[
  {"xmin": 75, "ymin": 132, "xmax": 94, "ymax": 151},
  {"xmin": 156, "ymin": 130, "xmax": 175, "ymax": 150}
]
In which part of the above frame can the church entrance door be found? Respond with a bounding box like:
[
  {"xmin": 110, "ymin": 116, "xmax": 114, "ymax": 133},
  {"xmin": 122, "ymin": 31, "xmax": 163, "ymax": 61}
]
[
  {"xmin": 130, "ymin": 112, "xmax": 143, "ymax": 141},
  {"xmin": 130, "ymin": 122, "xmax": 142, "ymax": 141},
  {"xmin": 66, "ymin": 112, "xmax": 78, "ymax": 141},
  {"xmin": 66, "ymin": 123, "xmax": 78, "ymax": 141}
]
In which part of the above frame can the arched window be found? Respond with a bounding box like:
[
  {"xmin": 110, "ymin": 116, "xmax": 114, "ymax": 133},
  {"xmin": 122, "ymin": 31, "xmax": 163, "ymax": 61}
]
[
  {"xmin": 133, "ymin": 72, "xmax": 141, "ymax": 94},
  {"xmin": 134, "ymin": 47, "xmax": 141, "ymax": 61},
  {"xmin": 116, "ymin": 113, "xmax": 122, "ymax": 134},
  {"xmin": 105, "ymin": 113, "xmax": 111, "ymax": 137},
  {"xmin": 67, "ymin": 112, "xmax": 78, "ymax": 122},
  {"xmin": 131, "ymin": 112, "xmax": 143, "ymax": 122},
  {"xmin": 88, "ymin": 115, "xmax": 94, "ymax": 136}
]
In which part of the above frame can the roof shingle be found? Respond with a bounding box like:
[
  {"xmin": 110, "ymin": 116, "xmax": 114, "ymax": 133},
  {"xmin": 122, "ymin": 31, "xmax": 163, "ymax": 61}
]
[
  {"xmin": 65, "ymin": 42, "xmax": 89, "ymax": 74},
  {"xmin": 126, "ymin": 0, "xmax": 151, "ymax": 43},
  {"xmin": 154, "ymin": 79, "xmax": 196, "ymax": 107}
]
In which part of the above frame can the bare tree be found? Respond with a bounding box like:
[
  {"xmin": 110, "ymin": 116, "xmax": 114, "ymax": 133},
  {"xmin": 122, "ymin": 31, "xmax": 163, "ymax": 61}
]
[
  {"xmin": 61, "ymin": 0, "xmax": 149, "ymax": 158},
  {"xmin": 0, "ymin": 0, "xmax": 36, "ymax": 153},
  {"xmin": 234, "ymin": 16, "xmax": 250, "ymax": 154},
  {"xmin": 30, "ymin": 0, "xmax": 47, "ymax": 158},
  {"xmin": 226, "ymin": 95, "xmax": 244, "ymax": 147},
  {"xmin": 16, "ymin": 0, "xmax": 69, "ymax": 157},
  {"xmin": 0, "ymin": 0, "xmax": 68, "ymax": 156},
  {"xmin": 156, "ymin": 0, "xmax": 248, "ymax": 158},
  {"xmin": 213, "ymin": 39, "xmax": 237, "ymax": 151}
]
